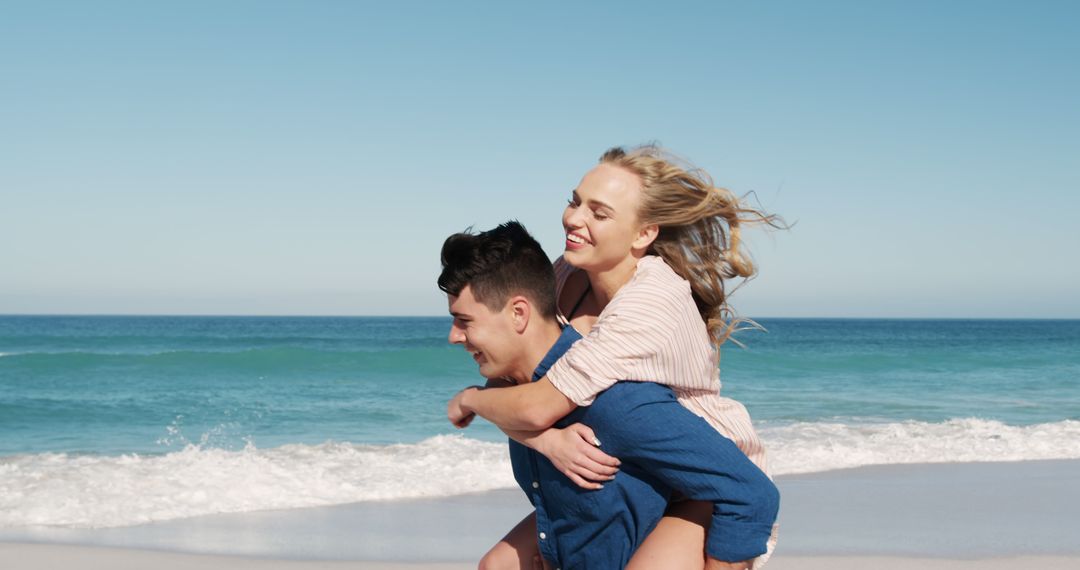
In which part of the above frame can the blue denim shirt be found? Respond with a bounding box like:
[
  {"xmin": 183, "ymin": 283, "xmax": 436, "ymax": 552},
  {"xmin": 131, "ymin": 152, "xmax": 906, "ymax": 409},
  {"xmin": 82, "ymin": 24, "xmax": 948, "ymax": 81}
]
[{"xmin": 509, "ymin": 326, "xmax": 779, "ymax": 569}]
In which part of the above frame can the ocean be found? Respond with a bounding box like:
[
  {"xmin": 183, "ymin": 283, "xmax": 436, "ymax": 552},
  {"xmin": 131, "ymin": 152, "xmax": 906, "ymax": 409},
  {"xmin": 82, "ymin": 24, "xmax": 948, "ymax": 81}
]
[{"xmin": 2, "ymin": 316, "xmax": 1078, "ymax": 529}]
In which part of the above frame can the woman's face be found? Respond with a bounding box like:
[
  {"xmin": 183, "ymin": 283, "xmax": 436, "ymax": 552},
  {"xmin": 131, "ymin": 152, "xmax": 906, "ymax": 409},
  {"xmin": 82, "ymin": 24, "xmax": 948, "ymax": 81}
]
[{"xmin": 562, "ymin": 163, "xmax": 646, "ymax": 272}]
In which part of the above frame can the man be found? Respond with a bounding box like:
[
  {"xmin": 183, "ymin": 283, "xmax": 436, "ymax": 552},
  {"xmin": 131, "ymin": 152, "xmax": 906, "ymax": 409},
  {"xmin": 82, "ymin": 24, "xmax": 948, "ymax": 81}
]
[{"xmin": 439, "ymin": 222, "xmax": 778, "ymax": 570}]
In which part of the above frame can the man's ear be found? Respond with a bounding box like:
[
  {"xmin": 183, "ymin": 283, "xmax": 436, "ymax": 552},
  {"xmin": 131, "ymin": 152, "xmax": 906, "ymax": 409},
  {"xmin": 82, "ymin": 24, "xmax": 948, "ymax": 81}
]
[
  {"xmin": 508, "ymin": 296, "xmax": 531, "ymax": 333},
  {"xmin": 632, "ymin": 223, "xmax": 659, "ymax": 253}
]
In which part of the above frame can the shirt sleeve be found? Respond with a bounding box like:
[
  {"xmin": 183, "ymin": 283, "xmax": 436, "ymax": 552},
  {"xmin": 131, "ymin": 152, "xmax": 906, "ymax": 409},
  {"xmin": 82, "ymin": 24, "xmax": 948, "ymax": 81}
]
[{"xmin": 546, "ymin": 273, "xmax": 688, "ymax": 406}]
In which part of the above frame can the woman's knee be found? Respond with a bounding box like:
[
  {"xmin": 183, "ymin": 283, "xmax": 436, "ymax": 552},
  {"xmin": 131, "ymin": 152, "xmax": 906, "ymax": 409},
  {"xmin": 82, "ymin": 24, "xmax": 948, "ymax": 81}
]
[
  {"xmin": 479, "ymin": 544, "xmax": 537, "ymax": 570},
  {"xmin": 627, "ymin": 502, "xmax": 710, "ymax": 570},
  {"xmin": 480, "ymin": 511, "xmax": 540, "ymax": 570},
  {"xmin": 478, "ymin": 543, "xmax": 529, "ymax": 570}
]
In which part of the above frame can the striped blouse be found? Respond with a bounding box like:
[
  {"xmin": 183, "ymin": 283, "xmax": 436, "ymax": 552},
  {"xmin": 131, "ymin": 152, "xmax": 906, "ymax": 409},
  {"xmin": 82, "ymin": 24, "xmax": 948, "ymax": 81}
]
[{"xmin": 548, "ymin": 255, "xmax": 770, "ymax": 475}]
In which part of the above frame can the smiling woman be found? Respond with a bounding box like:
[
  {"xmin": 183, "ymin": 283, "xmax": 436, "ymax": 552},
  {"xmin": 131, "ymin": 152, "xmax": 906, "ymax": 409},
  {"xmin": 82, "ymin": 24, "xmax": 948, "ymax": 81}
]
[
  {"xmin": 585, "ymin": 146, "xmax": 784, "ymax": 344},
  {"xmin": 436, "ymin": 216, "xmax": 779, "ymax": 570}
]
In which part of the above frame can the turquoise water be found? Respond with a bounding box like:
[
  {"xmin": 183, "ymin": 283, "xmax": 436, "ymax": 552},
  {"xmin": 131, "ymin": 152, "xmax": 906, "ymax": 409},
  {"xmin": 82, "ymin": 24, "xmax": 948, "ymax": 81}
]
[
  {"xmin": 0, "ymin": 316, "xmax": 474, "ymax": 455},
  {"xmin": 724, "ymin": 318, "xmax": 1080, "ymax": 425},
  {"xmin": 2, "ymin": 316, "xmax": 1078, "ymax": 456},
  {"xmin": 2, "ymin": 315, "xmax": 1078, "ymax": 528}
]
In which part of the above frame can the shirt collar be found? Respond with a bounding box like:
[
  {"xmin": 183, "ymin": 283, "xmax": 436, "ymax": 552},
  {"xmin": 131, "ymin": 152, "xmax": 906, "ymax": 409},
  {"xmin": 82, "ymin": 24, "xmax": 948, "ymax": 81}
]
[{"xmin": 532, "ymin": 326, "xmax": 582, "ymax": 382}]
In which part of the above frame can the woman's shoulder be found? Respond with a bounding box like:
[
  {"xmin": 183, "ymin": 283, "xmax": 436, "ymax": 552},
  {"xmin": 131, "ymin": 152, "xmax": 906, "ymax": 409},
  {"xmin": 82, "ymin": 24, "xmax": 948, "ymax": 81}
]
[
  {"xmin": 610, "ymin": 256, "xmax": 694, "ymax": 316},
  {"xmin": 633, "ymin": 256, "xmax": 687, "ymax": 285},
  {"xmin": 623, "ymin": 256, "xmax": 691, "ymax": 299}
]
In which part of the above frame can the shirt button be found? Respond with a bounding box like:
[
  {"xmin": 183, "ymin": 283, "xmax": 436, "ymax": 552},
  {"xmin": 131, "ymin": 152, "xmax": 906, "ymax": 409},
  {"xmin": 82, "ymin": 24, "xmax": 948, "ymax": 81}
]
[
  {"xmin": 531, "ymin": 481, "xmax": 540, "ymax": 489},
  {"xmin": 539, "ymin": 532, "xmax": 547, "ymax": 540}
]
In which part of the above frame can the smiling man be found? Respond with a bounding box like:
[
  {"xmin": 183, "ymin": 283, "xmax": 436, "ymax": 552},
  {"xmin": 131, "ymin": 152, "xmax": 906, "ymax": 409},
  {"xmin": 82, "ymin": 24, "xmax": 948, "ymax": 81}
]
[{"xmin": 438, "ymin": 221, "xmax": 778, "ymax": 570}]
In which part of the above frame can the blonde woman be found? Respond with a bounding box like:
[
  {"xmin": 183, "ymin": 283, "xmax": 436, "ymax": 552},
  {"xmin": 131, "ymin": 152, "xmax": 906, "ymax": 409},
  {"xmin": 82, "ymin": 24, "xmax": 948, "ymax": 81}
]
[{"xmin": 450, "ymin": 145, "xmax": 780, "ymax": 569}]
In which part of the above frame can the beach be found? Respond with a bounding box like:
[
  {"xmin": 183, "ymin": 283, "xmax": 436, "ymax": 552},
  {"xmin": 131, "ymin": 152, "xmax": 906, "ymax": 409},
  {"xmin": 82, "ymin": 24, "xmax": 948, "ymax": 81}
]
[
  {"xmin": 3, "ymin": 459, "xmax": 1078, "ymax": 569},
  {"xmin": 6, "ymin": 0, "xmax": 1080, "ymax": 564}
]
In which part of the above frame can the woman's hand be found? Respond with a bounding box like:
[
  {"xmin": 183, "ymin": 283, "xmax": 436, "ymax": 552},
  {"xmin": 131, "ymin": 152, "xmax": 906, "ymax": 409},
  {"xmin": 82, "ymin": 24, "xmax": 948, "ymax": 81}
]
[{"xmin": 533, "ymin": 423, "xmax": 620, "ymax": 490}]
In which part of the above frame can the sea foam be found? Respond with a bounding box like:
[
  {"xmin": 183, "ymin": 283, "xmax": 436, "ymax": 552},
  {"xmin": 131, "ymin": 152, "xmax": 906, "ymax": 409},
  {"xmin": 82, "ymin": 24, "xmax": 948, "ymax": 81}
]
[
  {"xmin": 763, "ymin": 418, "xmax": 1080, "ymax": 475},
  {"xmin": 2, "ymin": 419, "xmax": 1079, "ymax": 529},
  {"xmin": 0, "ymin": 435, "xmax": 513, "ymax": 529}
]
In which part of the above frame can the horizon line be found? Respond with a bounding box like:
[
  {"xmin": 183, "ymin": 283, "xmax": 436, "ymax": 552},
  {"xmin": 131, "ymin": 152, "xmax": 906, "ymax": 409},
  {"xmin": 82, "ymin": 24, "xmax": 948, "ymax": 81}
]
[{"xmin": 2, "ymin": 313, "xmax": 1078, "ymax": 321}]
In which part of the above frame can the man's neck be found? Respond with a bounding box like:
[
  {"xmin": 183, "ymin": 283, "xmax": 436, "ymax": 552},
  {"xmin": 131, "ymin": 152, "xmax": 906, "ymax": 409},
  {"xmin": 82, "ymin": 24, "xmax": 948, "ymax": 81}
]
[{"xmin": 507, "ymin": 320, "xmax": 564, "ymax": 385}]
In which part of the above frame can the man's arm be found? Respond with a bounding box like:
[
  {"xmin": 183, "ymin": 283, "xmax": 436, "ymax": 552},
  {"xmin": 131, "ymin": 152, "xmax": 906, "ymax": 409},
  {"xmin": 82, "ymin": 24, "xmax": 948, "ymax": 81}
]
[
  {"xmin": 448, "ymin": 377, "xmax": 576, "ymax": 431},
  {"xmin": 585, "ymin": 383, "xmax": 779, "ymax": 565}
]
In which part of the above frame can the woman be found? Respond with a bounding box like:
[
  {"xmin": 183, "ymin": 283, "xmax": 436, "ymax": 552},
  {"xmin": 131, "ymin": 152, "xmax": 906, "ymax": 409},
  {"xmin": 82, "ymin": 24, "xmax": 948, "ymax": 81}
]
[{"xmin": 472, "ymin": 145, "xmax": 780, "ymax": 569}]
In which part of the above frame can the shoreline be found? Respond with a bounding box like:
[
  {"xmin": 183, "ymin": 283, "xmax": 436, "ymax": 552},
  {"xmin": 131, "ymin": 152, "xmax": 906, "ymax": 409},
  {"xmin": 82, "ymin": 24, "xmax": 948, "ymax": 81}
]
[{"xmin": 3, "ymin": 459, "xmax": 1078, "ymax": 567}]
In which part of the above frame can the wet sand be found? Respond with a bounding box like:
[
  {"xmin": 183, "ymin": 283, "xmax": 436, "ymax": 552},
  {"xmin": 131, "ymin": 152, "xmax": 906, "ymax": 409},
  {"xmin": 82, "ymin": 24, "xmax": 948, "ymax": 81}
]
[{"xmin": 3, "ymin": 460, "xmax": 1078, "ymax": 568}]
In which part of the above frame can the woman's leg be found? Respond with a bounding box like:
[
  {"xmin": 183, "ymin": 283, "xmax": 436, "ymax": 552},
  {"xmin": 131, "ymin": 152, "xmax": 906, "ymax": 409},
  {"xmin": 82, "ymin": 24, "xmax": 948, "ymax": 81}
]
[
  {"xmin": 626, "ymin": 500, "xmax": 710, "ymax": 570},
  {"xmin": 478, "ymin": 511, "xmax": 545, "ymax": 570}
]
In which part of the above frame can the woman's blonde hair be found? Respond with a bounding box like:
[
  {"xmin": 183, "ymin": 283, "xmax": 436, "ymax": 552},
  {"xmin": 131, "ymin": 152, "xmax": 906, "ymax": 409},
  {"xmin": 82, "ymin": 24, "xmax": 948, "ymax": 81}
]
[{"xmin": 600, "ymin": 144, "xmax": 784, "ymax": 346}]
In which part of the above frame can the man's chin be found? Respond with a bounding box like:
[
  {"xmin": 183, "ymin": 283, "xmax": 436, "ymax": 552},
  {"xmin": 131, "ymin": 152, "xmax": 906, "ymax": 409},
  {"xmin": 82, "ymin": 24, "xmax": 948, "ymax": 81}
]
[{"xmin": 477, "ymin": 364, "xmax": 505, "ymax": 381}]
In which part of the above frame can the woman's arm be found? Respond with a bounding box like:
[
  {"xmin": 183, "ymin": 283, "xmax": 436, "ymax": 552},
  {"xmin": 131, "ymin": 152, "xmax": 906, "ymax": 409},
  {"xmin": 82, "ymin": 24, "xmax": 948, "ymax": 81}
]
[
  {"xmin": 448, "ymin": 377, "xmax": 577, "ymax": 431},
  {"xmin": 502, "ymin": 423, "xmax": 619, "ymax": 489},
  {"xmin": 454, "ymin": 380, "xmax": 618, "ymax": 488}
]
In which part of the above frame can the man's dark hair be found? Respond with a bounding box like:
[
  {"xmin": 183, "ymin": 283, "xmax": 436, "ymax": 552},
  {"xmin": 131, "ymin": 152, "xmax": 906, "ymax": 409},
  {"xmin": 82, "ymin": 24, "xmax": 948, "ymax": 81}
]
[{"xmin": 438, "ymin": 221, "xmax": 557, "ymax": 320}]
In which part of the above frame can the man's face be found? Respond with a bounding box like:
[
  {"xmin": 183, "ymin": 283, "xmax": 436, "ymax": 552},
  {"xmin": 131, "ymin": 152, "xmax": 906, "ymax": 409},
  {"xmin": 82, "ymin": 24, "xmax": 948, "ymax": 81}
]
[{"xmin": 447, "ymin": 285, "xmax": 521, "ymax": 381}]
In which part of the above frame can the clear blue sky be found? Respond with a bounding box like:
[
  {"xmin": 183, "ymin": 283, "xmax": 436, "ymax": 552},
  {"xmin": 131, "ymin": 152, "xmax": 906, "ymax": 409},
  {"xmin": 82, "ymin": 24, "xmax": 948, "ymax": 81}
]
[{"xmin": 2, "ymin": 1, "xmax": 1077, "ymax": 317}]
